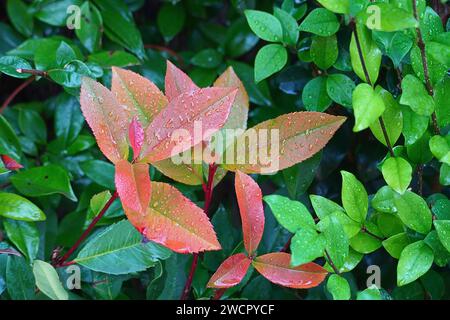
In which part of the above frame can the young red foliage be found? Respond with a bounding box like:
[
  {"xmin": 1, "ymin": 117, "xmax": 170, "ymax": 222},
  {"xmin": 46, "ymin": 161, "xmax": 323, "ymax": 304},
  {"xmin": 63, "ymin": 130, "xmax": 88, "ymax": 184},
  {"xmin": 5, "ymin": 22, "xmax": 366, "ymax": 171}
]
[
  {"xmin": 114, "ymin": 159, "xmax": 151, "ymax": 215},
  {"xmin": 128, "ymin": 117, "xmax": 144, "ymax": 161},
  {"xmin": 252, "ymin": 253, "xmax": 328, "ymax": 289},
  {"xmin": 1, "ymin": 155, "xmax": 23, "ymax": 170},
  {"xmin": 235, "ymin": 170, "xmax": 265, "ymax": 256},
  {"xmin": 207, "ymin": 253, "xmax": 251, "ymax": 288},
  {"xmin": 165, "ymin": 61, "xmax": 199, "ymax": 101}
]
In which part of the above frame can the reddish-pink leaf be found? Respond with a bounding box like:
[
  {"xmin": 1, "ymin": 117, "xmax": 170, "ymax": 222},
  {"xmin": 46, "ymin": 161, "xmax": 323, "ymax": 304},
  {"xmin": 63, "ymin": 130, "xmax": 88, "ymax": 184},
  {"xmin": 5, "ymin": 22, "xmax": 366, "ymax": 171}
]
[
  {"xmin": 1, "ymin": 155, "xmax": 23, "ymax": 170},
  {"xmin": 223, "ymin": 112, "xmax": 346, "ymax": 174},
  {"xmin": 235, "ymin": 170, "xmax": 264, "ymax": 256},
  {"xmin": 124, "ymin": 181, "xmax": 221, "ymax": 253},
  {"xmin": 140, "ymin": 87, "xmax": 237, "ymax": 163},
  {"xmin": 111, "ymin": 67, "xmax": 168, "ymax": 126},
  {"xmin": 115, "ymin": 159, "xmax": 151, "ymax": 215},
  {"xmin": 207, "ymin": 253, "xmax": 251, "ymax": 288},
  {"xmin": 252, "ymin": 253, "xmax": 328, "ymax": 289},
  {"xmin": 128, "ymin": 117, "xmax": 144, "ymax": 161},
  {"xmin": 165, "ymin": 61, "xmax": 199, "ymax": 101},
  {"xmin": 80, "ymin": 77, "xmax": 129, "ymax": 163}
]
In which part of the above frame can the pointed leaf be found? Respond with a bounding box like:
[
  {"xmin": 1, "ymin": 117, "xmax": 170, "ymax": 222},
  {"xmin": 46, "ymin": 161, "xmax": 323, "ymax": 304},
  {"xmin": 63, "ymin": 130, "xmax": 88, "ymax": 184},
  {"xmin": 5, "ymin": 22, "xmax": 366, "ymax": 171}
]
[
  {"xmin": 0, "ymin": 192, "xmax": 46, "ymax": 221},
  {"xmin": 252, "ymin": 252, "xmax": 328, "ymax": 289},
  {"xmin": 207, "ymin": 253, "xmax": 251, "ymax": 288},
  {"xmin": 165, "ymin": 61, "xmax": 199, "ymax": 101},
  {"xmin": 397, "ymin": 240, "xmax": 434, "ymax": 286},
  {"xmin": 111, "ymin": 67, "xmax": 168, "ymax": 126},
  {"xmin": 115, "ymin": 159, "xmax": 151, "ymax": 215},
  {"xmin": 33, "ymin": 260, "xmax": 68, "ymax": 300},
  {"xmin": 128, "ymin": 117, "xmax": 144, "ymax": 161},
  {"xmin": 125, "ymin": 181, "xmax": 221, "ymax": 253},
  {"xmin": 341, "ymin": 171, "xmax": 368, "ymax": 223},
  {"xmin": 80, "ymin": 77, "xmax": 129, "ymax": 163},
  {"xmin": 381, "ymin": 157, "xmax": 412, "ymax": 194},
  {"xmin": 235, "ymin": 171, "xmax": 264, "ymax": 255}
]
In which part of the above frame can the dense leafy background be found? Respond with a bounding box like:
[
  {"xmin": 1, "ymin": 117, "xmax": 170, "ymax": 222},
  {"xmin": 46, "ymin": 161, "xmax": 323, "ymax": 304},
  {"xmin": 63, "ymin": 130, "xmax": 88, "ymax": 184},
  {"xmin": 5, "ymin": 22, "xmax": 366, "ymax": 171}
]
[{"xmin": 0, "ymin": 0, "xmax": 449, "ymax": 300}]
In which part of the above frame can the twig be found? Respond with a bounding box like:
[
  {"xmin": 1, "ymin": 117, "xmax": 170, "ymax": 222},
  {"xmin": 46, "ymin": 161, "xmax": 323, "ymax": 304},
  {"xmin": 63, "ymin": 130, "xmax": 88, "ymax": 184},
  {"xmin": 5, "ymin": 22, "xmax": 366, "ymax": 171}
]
[
  {"xmin": 54, "ymin": 191, "xmax": 118, "ymax": 267},
  {"xmin": 180, "ymin": 163, "xmax": 218, "ymax": 300},
  {"xmin": 417, "ymin": 164, "xmax": 424, "ymax": 196},
  {"xmin": 16, "ymin": 68, "xmax": 48, "ymax": 77},
  {"xmin": 0, "ymin": 76, "xmax": 35, "ymax": 114},
  {"xmin": 324, "ymin": 250, "xmax": 340, "ymax": 275},
  {"xmin": 361, "ymin": 226, "xmax": 384, "ymax": 241}
]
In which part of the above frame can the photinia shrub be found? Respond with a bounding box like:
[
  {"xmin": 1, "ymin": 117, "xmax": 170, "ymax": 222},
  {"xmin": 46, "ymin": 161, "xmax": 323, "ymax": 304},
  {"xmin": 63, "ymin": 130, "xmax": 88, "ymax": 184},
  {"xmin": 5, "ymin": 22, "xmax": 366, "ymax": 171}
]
[{"xmin": 0, "ymin": 0, "xmax": 449, "ymax": 302}]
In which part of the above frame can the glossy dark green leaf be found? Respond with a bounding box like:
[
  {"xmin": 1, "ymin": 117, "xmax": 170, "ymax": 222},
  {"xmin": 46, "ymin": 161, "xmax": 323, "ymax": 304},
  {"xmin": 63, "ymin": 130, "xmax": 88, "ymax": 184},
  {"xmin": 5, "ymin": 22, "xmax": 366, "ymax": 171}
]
[
  {"xmin": 326, "ymin": 74, "xmax": 354, "ymax": 108},
  {"xmin": 0, "ymin": 55, "xmax": 32, "ymax": 78},
  {"xmin": 54, "ymin": 93, "xmax": 84, "ymax": 147},
  {"xmin": 0, "ymin": 192, "xmax": 46, "ymax": 221},
  {"xmin": 157, "ymin": 3, "xmax": 186, "ymax": 41},
  {"xmin": 310, "ymin": 35, "xmax": 338, "ymax": 70},
  {"xmin": 6, "ymin": 0, "xmax": 33, "ymax": 37},
  {"xmin": 75, "ymin": 1, "xmax": 102, "ymax": 52},
  {"xmin": 273, "ymin": 7, "xmax": 299, "ymax": 46},
  {"xmin": 18, "ymin": 108, "xmax": 47, "ymax": 144},
  {"xmin": 0, "ymin": 115, "xmax": 22, "ymax": 161},
  {"xmin": 191, "ymin": 49, "xmax": 223, "ymax": 69},
  {"xmin": 302, "ymin": 76, "xmax": 332, "ymax": 112},
  {"xmin": 3, "ymin": 219, "xmax": 39, "ymax": 261},
  {"xmin": 80, "ymin": 160, "xmax": 115, "ymax": 189},
  {"xmin": 283, "ymin": 152, "xmax": 321, "ymax": 199},
  {"xmin": 6, "ymin": 255, "xmax": 35, "ymax": 300}
]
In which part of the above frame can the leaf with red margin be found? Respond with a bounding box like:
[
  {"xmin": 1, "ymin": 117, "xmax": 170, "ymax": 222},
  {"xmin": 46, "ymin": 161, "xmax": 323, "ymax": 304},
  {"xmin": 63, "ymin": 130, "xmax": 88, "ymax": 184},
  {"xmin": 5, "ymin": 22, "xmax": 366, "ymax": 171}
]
[
  {"xmin": 223, "ymin": 112, "xmax": 346, "ymax": 174},
  {"xmin": 1, "ymin": 155, "xmax": 23, "ymax": 170},
  {"xmin": 207, "ymin": 253, "xmax": 251, "ymax": 288},
  {"xmin": 140, "ymin": 87, "xmax": 237, "ymax": 163},
  {"xmin": 128, "ymin": 117, "xmax": 144, "ymax": 161},
  {"xmin": 124, "ymin": 181, "xmax": 221, "ymax": 253},
  {"xmin": 115, "ymin": 159, "xmax": 151, "ymax": 214},
  {"xmin": 111, "ymin": 67, "xmax": 168, "ymax": 126},
  {"xmin": 252, "ymin": 252, "xmax": 328, "ymax": 289},
  {"xmin": 80, "ymin": 77, "xmax": 129, "ymax": 163},
  {"xmin": 165, "ymin": 61, "xmax": 199, "ymax": 101},
  {"xmin": 235, "ymin": 171, "xmax": 264, "ymax": 256}
]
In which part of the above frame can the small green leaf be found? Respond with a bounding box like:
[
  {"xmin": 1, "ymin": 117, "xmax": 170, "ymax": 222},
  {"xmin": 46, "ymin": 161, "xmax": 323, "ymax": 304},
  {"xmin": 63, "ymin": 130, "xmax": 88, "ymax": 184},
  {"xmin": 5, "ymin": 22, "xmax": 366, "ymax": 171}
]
[
  {"xmin": 361, "ymin": 3, "xmax": 418, "ymax": 32},
  {"xmin": 316, "ymin": 0, "xmax": 349, "ymax": 14},
  {"xmin": 357, "ymin": 285, "xmax": 382, "ymax": 300},
  {"xmin": 434, "ymin": 220, "xmax": 450, "ymax": 253},
  {"xmin": 290, "ymin": 228, "xmax": 325, "ymax": 266},
  {"xmin": 394, "ymin": 191, "xmax": 432, "ymax": 234},
  {"xmin": 244, "ymin": 10, "xmax": 283, "ymax": 42},
  {"xmin": 6, "ymin": 0, "xmax": 33, "ymax": 37},
  {"xmin": 273, "ymin": 7, "xmax": 299, "ymax": 46},
  {"xmin": 18, "ymin": 108, "xmax": 47, "ymax": 144},
  {"xmin": 397, "ymin": 240, "xmax": 434, "ymax": 286},
  {"xmin": 191, "ymin": 49, "xmax": 223, "ymax": 69},
  {"xmin": 0, "ymin": 55, "xmax": 32, "ymax": 78},
  {"xmin": 400, "ymin": 75, "xmax": 435, "ymax": 116},
  {"xmin": 322, "ymin": 215, "xmax": 349, "ymax": 269},
  {"xmin": 0, "ymin": 192, "xmax": 46, "ymax": 221},
  {"xmin": 157, "ymin": 3, "xmax": 186, "ymax": 41},
  {"xmin": 327, "ymin": 274, "xmax": 351, "ymax": 300},
  {"xmin": 6, "ymin": 255, "xmax": 35, "ymax": 300},
  {"xmin": 401, "ymin": 105, "xmax": 429, "ymax": 146},
  {"xmin": 33, "ymin": 260, "xmax": 69, "ymax": 300},
  {"xmin": 75, "ymin": 1, "xmax": 102, "ymax": 52},
  {"xmin": 352, "ymin": 83, "xmax": 385, "ymax": 132},
  {"xmin": 254, "ymin": 44, "xmax": 287, "ymax": 82},
  {"xmin": 341, "ymin": 171, "xmax": 368, "ymax": 223},
  {"xmin": 310, "ymin": 35, "xmax": 338, "ymax": 70},
  {"xmin": 429, "ymin": 135, "xmax": 450, "ymax": 165},
  {"xmin": 3, "ymin": 219, "xmax": 39, "ymax": 261},
  {"xmin": 382, "ymin": 233, "xmax": 411, "ymax": 259},
  {"xmin": 299, "ymin": 8, "xmax": 340, "ymax": 36},
  {"xmin": 326, "ymin": 73, "xmax": 355, "ymax": 108},
  {"xmin": 310, "ymin": 195, "xmax": 344, "ymax": 220},
  {"xmin": 80, "ymin": 160, "xmax": 115, "ymax": 189},
  {"xmin": 302, "ymin": 76, "xmax": 332, "ymax": 112},
  {"xmin": 381, "ymin": 157, "xmax": 412, "ymax": 194}
]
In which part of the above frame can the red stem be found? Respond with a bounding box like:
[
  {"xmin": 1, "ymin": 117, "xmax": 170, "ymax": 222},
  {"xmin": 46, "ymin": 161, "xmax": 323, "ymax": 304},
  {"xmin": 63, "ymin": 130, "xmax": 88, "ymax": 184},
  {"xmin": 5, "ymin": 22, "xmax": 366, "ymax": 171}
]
[
  {"xmin": 180, "ymin": 163, "xmax": 218, "ymax": 300},
  {"xmin": 55, "ymin": 191, "xmax": 118, "ymax": 267},
  {"xmin": 0, "ymin": 76, "xmax": 35, "ymax": 114}
]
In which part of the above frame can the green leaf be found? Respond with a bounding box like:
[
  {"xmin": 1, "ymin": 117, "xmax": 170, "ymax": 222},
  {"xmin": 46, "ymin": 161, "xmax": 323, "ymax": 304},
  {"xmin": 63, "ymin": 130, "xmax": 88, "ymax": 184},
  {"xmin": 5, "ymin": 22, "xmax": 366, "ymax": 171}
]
[
  {"xmin": 440, "ymin": 164, "xmax": 450, "ymax": 186},
  {"xmin": 434, "ymin": 77, "xmax": 450, "ymax": 128},
  {"xmin": 33, "ymin": 260, "xmax": 69, "ymax": 300},
  {"xmin": 299, "ymin": 8, "xmax": 340, "ymax": 37},
  {"xmin": 397, "ymin": 240, "xmax": 434, "ymax": 286},
  {"xmin": 157, "ymin": 3, "xmax": 186, "ymax": 41},
  {"xmin": 254, "ymin": 44, "xmax": 287, "ymax": 82},
  {"xmin": 75, "ymin": 1, "xmax": 102, "ymax": 52},
  {"xmin": 0, "ymin": 115, "xmax": 22, "ymax": 161},
  {"xmin": 18, "ymin": 108, "xmax": 47, "ymax": 144},
  {"xmin": 11, "ymin": 165, "xmax": 77, "ymax": 201},
  {"xmin": 54, "ymin": 93, "xmax": 84, "ymax": 147},
  {"xmin": 316, "ymin": 0, "xmax": 349, "ymax": 14},
  {"xmin": 361, "ymin": 3, "xmax": 418, "ymax": 32},
  {"xmin": 372, "ymin": 31, "xmax": 413, "ymax": 67},
  {"xmin": 424, "ymin": 230, "xmax": 450, "ymax": 267},
  {"xmin": 191, "ymin": 49, "xmax": 223, "ymax": 69},
  {"xmin": 341, "ymin": 171, "xmax": 368, "ymax": 223},
  {"xmin": 310, "ymin": 195, "xmax": 344, "ymax": 220},
  {"xmin": 74, "ymin": 220, "xmax": 171, "ymax": 275},
  {"xmin": 350, "ymin": 23, "xmax": 382, "ymax": 84},
  {"xmin": 283, "ymin": 152, "xmax": 322, "ymax": 199},
  {"xmin": 429, "ymin": 135, "xmax": 450, "ymax": 165},
  {"xmin": 80, "ymin": 160, "xmax": 115, "ymax": 189},
  {"xmin": 352, "ymin": 83, "xmax": 385, "ymax": 132},
  {"xmin": 35, "ymin": 0, "xmax": 82, "ymax": 26},
  {"xmin": 56, "ymin": 41, "xmax": 76, "ymax": 67},
  {"xmin": 6, "ymin": 0, "xmax": 33, "ymax": 37},
  {"xmin": 382, "ymin": 233, "xmax": 411, "ymax": 259},
  {"xmin": 290, "ymin": 228, "xmax": 325, "ymax": 266},
  {"xmin": 0, "ymin": 55, "xmax": 32, "ymax": 78},
  {"xmin": 410, "ymin": 44, "xmax": 446, "ymax": 86},
  {"xmin": 6, "ymin": 255, "xmax": 35, "ymax": 300},
  {"xmin": 244, "ymin": 10, "xmax": 283, "ymax": 42},
  {"xmin": 434, "ymin": 220, "xmax": 450, "ymax": 253},
  {"xmin": 326, "ymin": 74, "xmax": 355, "ymax": 108},
  {"xmin": 322, "ymin": 215, "xmax": 349, "ymax": 269},
  {"xmin": 357, "ymin": 285, "xmax": 382, "ymax": 300},
  {"xmin": 394, "ymin": 191, "xmax": 432, "ymax": 234},
  {"xmin": 407, "ymin": 130, "xmax": 433, "ymax": 164},
  {"xmin": 310, "ymin": 35, "xmax": 338, "ymax": 70},
  {"xmin": 264, "ymin": 195, "xmax": 315, "ymax": 233},
  {"xmin": 302, "ymin": 76, "xmax": 332, "ymax": 112},
  {"xmin": 376, "ymin": 212, "xmax": 404, "ymax": 238},
  {"xmin": 0, "ymin": 192, "xmax": 46, "ymax": 221},
  {"xmin": 3, "ymin": 219, "xmax": 39, "ymax": 261},
  {"xmin": 400, "ymin": 75, "xmax": 435, "ymax": 116},
  {"xmin": 349, "ymin": 229, "xmax": 382, "ymax": 254},
  {"xmin": 401, "ymin": 105, "xmax": 429, "ymax": 146},
  {"xmin": 88, "ymin": 51, "xmax": 140, "ymax": 68},
  {"xmin": 381, "ymin": 157, "xmax": 412, "ymax": 194},
  {"xmin": 327, "ymin": 274, "xmax": 351, "ymax": 300},
  {"xmin": 224, "ymin": 18, "xmax": 259, "ymax": 58},
  {"xmin": 273, "ymin": 7, "xmax": 299, "ymax": 46}
]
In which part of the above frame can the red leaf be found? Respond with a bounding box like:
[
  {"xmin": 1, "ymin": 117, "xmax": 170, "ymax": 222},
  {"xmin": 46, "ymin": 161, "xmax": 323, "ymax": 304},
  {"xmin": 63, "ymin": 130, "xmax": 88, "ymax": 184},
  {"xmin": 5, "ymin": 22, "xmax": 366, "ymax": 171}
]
[
  {"xmin": 252, "ymin": 253, "xmax": 328, "ymax": 289},
  {"xmin": 140, "ymin": 87, "xmax": 237, "ymax": 163},
  {"xmin": 80, "ymin": 77, "xmax": 130, "ymax": 163},
  {"xmin": 235, "ymin": 170, "xmax": 264, "ymax": 256},
  {"xmin": 124, "ymin": 181, "xmax": 221, "ymax": 253},
  {"xmin": 207, "ymin": 253, "xmax": 251, "ymax": 288},
  {"xmin": 1, "ymin": 155, "xmax": 23, "ymax": 170},
  {"xmin": 165, "ymin": 61, "xmax": 199, "ymax": 101},
  {"xmin": 115, "ymin": 159, "xmax": 151, "ymax": 215},
  {"xmin": 128, "ymin": 117, "xmax": 144, "ymax": 161},
  {"xmin": 111, "ymin": 67, "xmax": 168, "ymax": 126}
]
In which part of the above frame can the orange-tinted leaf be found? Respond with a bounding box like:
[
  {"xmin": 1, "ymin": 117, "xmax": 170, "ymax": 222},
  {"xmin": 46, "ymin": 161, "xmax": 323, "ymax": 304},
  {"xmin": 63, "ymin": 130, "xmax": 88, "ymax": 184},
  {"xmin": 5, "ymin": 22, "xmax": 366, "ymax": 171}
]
[
  {"xmin": 1, "ymin": 154, "xmax": 23, "ymax": 170},
  {"xmin": 235, "ymin": 170, "xmax": 264, "ymax": 255},
  {"xmin": 253, "ymin": 252, "xmax": 328, "ymax": 289},
  {"xmin": 80, "ymin": 77, "xmax": 129, "ymax": 163},
  {"xmin": 129, "ymin": 117, "xmax": 144, "ymax": 161},
  {"xmin": 207, "ymin": 253, "xmax": 251, "ymax": 288},
  {"xmin": 125, "ymin": 181, "xmax": 221, "ymax": 253},
  {"xmin": 111, "ymin": 67, "xmax": 168, "ymax": 126},
  {"xmin": 165, "ymin": 61, "xmax": 199, "ymax": 101},
  {"xmin": 141, "ymin": 87, "xmax": 237, "ymax": 163},
  {"xmin": 115, "ymin": 159, "xmax": 151, "ymax": 214},
  {"xmin": 223, "ymin": 112, "xmax": 346, "ymax": 174}
]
